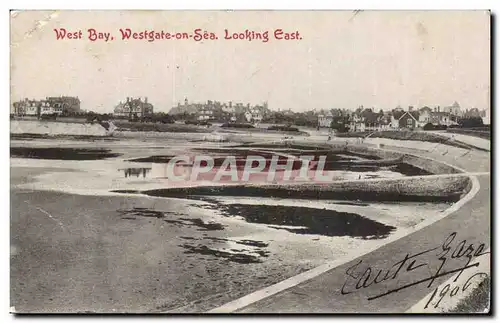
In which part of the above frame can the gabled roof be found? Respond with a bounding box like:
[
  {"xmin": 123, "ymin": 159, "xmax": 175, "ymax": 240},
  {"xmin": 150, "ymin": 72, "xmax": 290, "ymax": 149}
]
[
  {"xmin": 398, "ymin": 111, "xmax": 419, "ymax": 121},
  {"xmin": 392, "ymin": 111, "xmax": 405, "ymax": 119}
]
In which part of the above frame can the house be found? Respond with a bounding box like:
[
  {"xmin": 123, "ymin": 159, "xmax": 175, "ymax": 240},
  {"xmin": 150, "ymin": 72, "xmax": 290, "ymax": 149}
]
[
  {"xmin": 45, "ymin": 96, "xmax": 81, "ymax": 114},
  {"xmin": 12, "ymin": 97, "xmax": 76, "ymax": 116},
  {"xmin": 378, "ymin": 113, "xmax": 392, "ymax": 130},
  {"xmin": 398, "ymin": 111, "xmax": 420, "ymax": 129},
  {"xmin": 245, "ymin": 107, "xmax": 264, "ymax": 123},
  {"xmin": 418, "ymin": 106, "xmax": 433, "ymax": 126},
  {"xmin": 12, "ymin": 99, "xmax": 37, "ymax": 116},
  {"xmin": 390, "ymin": 110, "xmax": 405, "ymax": 129},
  {"xmin": 114, "ymin": 97, "xmax": 154, "ymax": 118},
  {"xmin": 482, "ymin": 109, "xmax": 491, "ymax": 125},
  {"xmin": 443, "ymin": 101, "xmax": 462, "ymax": 116},
  {"xmin": 348, "ymin": 112, "xmax": 365, "ymax": 132},
  {"xmin": 39, "ymin": 100, "xmax": 62, "ymax": 115},
  {"xmin": 431, "ymin": 112, "xmax": 456, "ymax": 126},
  {"xmin": 317, "ymin": 111, "xmax": 333, "ymax": 128},
  {"xmin": 197, "ymin": 106, "xmax": 214, "ymax": 121}
]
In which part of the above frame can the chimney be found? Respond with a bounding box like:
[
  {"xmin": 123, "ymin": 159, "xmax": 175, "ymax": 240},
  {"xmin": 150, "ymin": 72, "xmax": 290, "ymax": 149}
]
[
  {"xmin": 437, "ymin": 106, "xmax": 440, "ymax": 112},
  {"xmin": 126, "ymin": 97, "xmax": 130, "ymax": 103},
  {"xmin": 408, "ymin": 106, "xmax": 413, "ymax": 112},
  {"xmin": 145, "ymin": 97, "xmax": 148, "ymax": 104}
]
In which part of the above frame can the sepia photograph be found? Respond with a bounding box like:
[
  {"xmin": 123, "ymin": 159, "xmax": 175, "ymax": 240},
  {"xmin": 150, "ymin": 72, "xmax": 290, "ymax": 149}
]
[{"xmin": 9, "ymin": 10, "xmax": 491, "ymax": 314}]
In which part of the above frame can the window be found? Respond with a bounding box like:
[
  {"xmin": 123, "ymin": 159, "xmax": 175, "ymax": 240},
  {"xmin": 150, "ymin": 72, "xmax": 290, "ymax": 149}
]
[{"xmin": 407, "ymin": 118, "xmax": 413, "ymax": 126}]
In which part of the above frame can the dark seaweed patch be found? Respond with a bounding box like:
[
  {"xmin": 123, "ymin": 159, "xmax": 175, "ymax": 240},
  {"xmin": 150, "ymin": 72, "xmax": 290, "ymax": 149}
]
[
  {"xmin": 235, "ymin": 239, "xmax": 269, "ymax": 248},
  {"xmin": 10, "ymin": 133, "xmax": 118, "ymax": 141},
  {"xmin": 204, "ymin": 236, "xmax": 269, "ymax": 248},
  {"xmin": 180, "ymin": 244, "xmax": 264, "ymax": 264},
  {"xmin": 117, "ymin": 207, "xmax": 168, "ymax": 218},
  {"xmin": 210, "ymin": 204, "xmax": 395, "ymax": 239},
  {"xmin": 164, "ymin": 218, "xmax": 224, "ymax": 231},
  {"xmin": 126, "ymin": 155, "xmax": 176, "ymax": 163},
  {"xmin": 11, "ymin": 147, "xmax": 121, "ymax": 160}
]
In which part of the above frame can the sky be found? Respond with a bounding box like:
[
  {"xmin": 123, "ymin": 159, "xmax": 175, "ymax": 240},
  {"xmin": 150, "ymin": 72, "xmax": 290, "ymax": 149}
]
[{"xmin": 10, "ymin": 10, "xmax": 490, "ymax": 113}]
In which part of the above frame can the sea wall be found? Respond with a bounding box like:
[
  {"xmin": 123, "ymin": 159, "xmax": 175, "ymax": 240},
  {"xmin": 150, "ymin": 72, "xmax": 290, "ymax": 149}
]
[
  {"xmin": 267, "ymin": 140, "xmax": 463, "ymax": 175},
  {"xmin": 140, "ymin": 175, "xmax": 471, "ymax": 203},
  {"xmin": 344, "ymin": 145, "xmax": 462, "ymax": 174}
]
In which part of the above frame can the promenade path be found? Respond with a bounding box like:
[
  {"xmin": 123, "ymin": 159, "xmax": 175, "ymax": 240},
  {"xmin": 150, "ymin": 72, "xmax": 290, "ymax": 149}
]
[
  {"xmin": 210, "ymin": 138, "xmax": 491, "ymax": 313},
  {"xmin": 430, "ymin": 130, "xmax": 490, "ymax": 151}
]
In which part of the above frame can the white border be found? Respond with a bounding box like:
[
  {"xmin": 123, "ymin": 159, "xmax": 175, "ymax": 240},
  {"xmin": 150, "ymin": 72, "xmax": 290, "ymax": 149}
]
[{"xmin": 3, "ymin": 2, "xmax": 497, "ymax": 322}]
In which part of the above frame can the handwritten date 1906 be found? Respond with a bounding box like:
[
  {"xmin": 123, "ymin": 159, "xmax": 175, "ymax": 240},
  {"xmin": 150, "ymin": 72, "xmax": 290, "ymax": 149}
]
[
  {"xmin": 424, "ymin": 272, "xmax": 489, "ymax": 309},
  {"xmin": 341, "ymin": 232, "xmax": 489, "ymax": 301}
]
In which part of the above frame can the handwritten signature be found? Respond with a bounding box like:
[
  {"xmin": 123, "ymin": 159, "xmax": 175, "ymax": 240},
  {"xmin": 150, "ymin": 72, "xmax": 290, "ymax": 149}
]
[{"xmin": 341, "ymin": 232, "xmax": 489, "ymax": 301}]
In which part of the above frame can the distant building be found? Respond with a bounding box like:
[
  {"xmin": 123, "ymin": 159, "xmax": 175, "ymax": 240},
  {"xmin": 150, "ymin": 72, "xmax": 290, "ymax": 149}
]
[
  {"xmin": 418, "ymin": 106, "xmax": 433, "ymax": 125},
  {"xmin": 349, "ymin": 112, "xmax": 365, "ymax": 132},
  {"xmin": 317, "ymin": 111, "xmax": 333, "ymax": 128},
  {"xmin": 430, "ymin": 111, "xmax": 455, "ymax": 126},
  {"xmin": 12, "ymin": 96, "xmax": 80, "ymax": 116},
  {"xmin": 245, "ymin": 108, "xmax": 264, "ymax": 123},
  {"xmin": 12, "ymin": 98, "xmax": 38, "ymax": 116},
  {"xmin": 443, "ymin": 101, "xmax": 462, "ymax": 116},
  {"xmin": 398, "ymin": 111, "xmax": 420, "ymax": 129},
  {"xmin": 197, "ymin": 106, "xmax": 214, "ymax": 121},
  {"xmin": 168, "ymin": 98, "xmax": 270, "ymax": 123},
  {"xmin": 114, "ymin": 97, "xmax": 153, "ymax": 118},
  {"xmin": 45, "ymin": 96, "xmax": 81, "ymax": 114},
  {"xmin": 482, "ymin": 109, "xmax": 491, "ymax": 125}
]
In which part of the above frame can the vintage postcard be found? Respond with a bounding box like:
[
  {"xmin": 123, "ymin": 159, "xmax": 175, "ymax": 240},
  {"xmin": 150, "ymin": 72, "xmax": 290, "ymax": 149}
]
[{"xmin": 10, "ymin": 10, "xmax": 491, "ymax": 314}]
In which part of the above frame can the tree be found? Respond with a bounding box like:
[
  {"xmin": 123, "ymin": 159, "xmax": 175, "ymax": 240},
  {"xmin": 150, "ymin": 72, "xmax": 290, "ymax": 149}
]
[
  {"xmin": 330, "ymin": 116, "xmax": 349, "ymax": 132},
  {"xmin": 458, "ymin": 117, "xmax": 484, "ymax": 128}
]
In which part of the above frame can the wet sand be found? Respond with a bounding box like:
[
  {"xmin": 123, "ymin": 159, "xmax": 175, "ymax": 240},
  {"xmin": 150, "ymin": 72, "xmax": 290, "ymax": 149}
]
[{"xmin": 11, "ymin": 185, "xmax": 314, "ymax": 313}]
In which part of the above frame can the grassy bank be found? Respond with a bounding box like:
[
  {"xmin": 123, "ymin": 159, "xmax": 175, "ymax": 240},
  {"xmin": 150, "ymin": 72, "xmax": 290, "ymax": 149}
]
[
  {"xmin": 218, "ymin": 127, "xmax": 309, "ymax": 136},
  {"xmin": 114, "ymin": 121, "xmax": 213, "ymax": 133},
  {"xmin": 446, "ymin": 128, "xmax": 491, "ymax": 140}
]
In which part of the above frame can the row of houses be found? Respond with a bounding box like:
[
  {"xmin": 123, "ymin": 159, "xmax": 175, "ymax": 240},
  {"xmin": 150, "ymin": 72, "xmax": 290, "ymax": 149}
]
[
  {"xmin": 318, "ymin": 102, "xmax": 489, "ymax": 131},
  {"xmin": 12, "ymin": 96, "xmax": 81, "ymax": 116},
  {"xmin": 169, "ymin": 98, "xmax": 270, "ymax": 122}
]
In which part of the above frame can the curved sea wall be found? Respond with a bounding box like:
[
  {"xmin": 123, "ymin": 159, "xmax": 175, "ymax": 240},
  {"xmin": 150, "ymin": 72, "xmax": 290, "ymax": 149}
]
[
  {"xmin": 343, "ymin": 145, "xmax": 462, "ymax": 175},
  {"xmin": 272, "ymin": 140, "xmax": 463, "ymax": 175},
  {"xmin": 138, "ymin": 175, "xmax": 471, "ymax": 203},
  {"xmin": 194, "ymin": 140, "xmax": 471, "ymax": 203}
]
